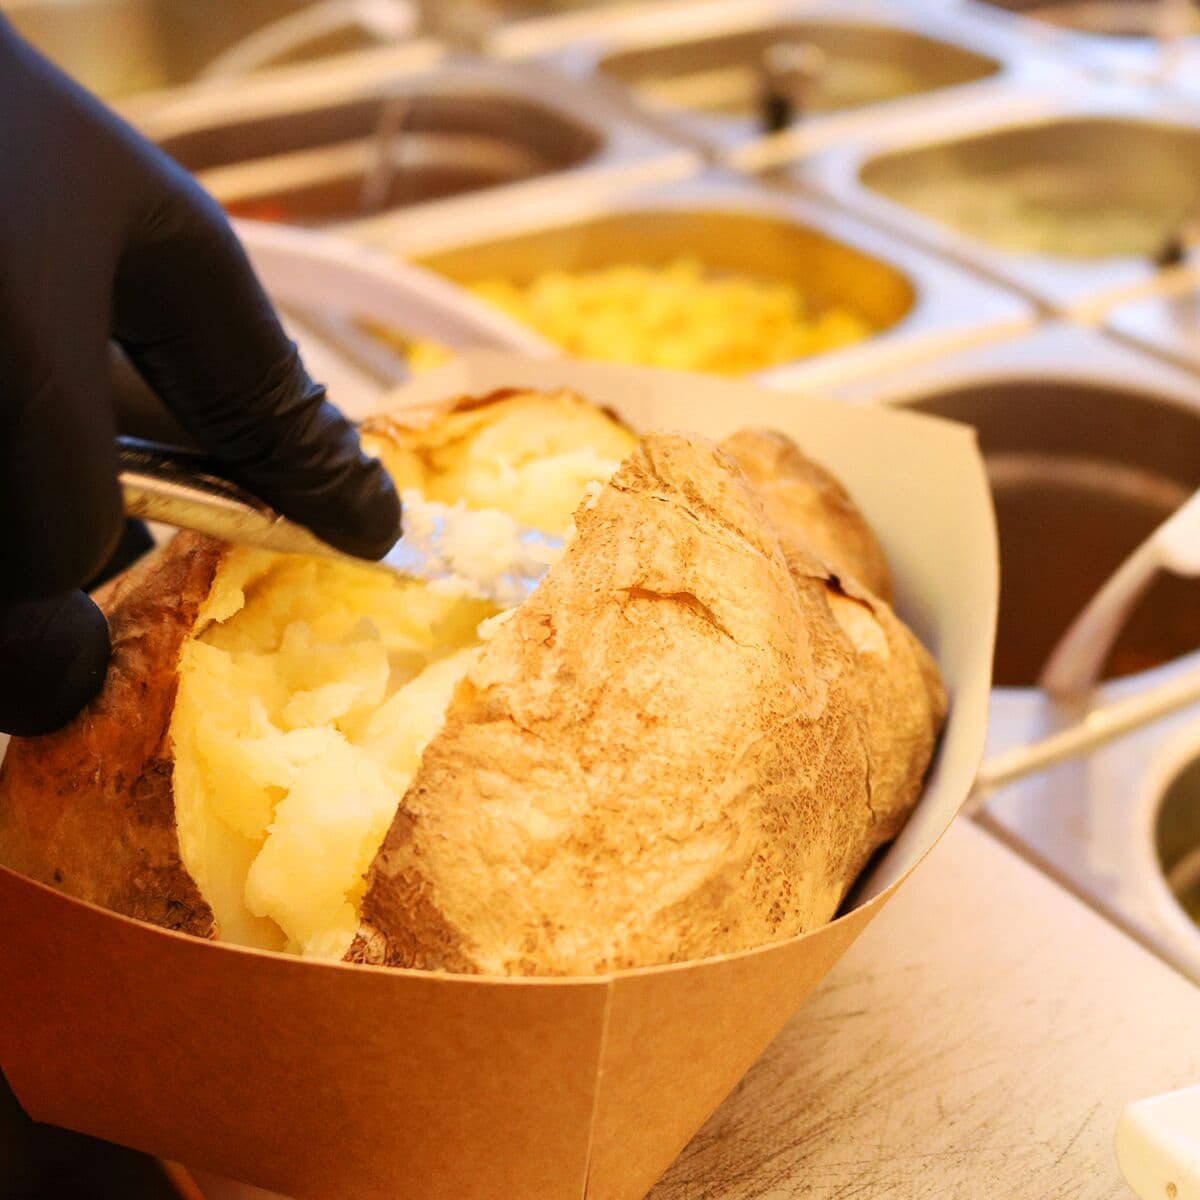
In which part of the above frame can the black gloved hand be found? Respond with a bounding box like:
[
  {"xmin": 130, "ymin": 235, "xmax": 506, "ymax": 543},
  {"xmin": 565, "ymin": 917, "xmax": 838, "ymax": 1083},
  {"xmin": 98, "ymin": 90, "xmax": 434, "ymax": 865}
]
[{"xmin": 0, "ymin": 20, "xmax": 401, "ymax": 737}]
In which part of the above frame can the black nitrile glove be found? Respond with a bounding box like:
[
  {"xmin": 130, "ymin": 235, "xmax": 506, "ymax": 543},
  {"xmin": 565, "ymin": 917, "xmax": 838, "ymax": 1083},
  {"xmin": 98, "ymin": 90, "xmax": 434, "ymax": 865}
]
[{"xmin": 0, "ymin": 19, "xmax": 401, "ymax": 737}]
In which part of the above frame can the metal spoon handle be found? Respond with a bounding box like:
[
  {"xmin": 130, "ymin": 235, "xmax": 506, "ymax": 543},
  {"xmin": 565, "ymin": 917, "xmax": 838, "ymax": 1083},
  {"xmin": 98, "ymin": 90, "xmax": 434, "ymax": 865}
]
[
  {"xmin": 116, "ymin": 436, "xmax": 342, "ymax": 561},
  {"xmin": 116, "ymin": 436, "xmax": 558, "ymax": 605}
]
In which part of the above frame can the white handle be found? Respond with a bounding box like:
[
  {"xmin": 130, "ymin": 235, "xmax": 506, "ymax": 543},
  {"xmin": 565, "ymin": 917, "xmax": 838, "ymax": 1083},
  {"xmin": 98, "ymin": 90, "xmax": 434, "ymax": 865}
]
[
  {"xmin": 969, "ymin": 659, "xmax": 1200, "ymax": 809},
  {"xmin": 198, "ymin": 0, "xmax": 417, "ymax": 81},
  {"xmin": 232, "ymin": 218, "xmax": 557, "ymax": 356},
  {"xmin": 1117, "ymin": 1084, "xmax": 1200, "ymax": 1200}
]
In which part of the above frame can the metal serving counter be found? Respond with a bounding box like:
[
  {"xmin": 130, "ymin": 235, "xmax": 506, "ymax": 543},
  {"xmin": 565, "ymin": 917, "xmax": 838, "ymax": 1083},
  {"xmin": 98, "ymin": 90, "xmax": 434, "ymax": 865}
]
[{"xmin": 648, "ymin": 818, "xmax": 1200, "ymax": 1199}]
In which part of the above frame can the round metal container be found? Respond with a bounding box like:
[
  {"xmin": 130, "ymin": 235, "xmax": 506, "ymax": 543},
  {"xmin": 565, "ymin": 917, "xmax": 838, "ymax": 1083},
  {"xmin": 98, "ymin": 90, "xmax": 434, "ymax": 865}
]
[
  {"xmin": 837, "ymin": 328, "xmax": 1200, "ymax": 984},
  {"xmin": 162, "ymin": 91, "xmax": 604, "ymax": 224},
  {"xmin": 904, "ymin": 380, "xmax": 1200, "ymax": 687}
]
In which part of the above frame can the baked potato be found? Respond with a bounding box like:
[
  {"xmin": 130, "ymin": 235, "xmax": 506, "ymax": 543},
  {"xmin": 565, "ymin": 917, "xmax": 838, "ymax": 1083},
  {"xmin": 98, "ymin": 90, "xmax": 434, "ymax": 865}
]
[{"xmin": 0, "ymin": 388, "xmax": 945, "ymax": 974}]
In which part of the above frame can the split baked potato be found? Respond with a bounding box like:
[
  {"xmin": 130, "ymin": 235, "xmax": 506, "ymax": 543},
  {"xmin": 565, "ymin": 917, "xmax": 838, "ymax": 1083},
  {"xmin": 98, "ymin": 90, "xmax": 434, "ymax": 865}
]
[{"xmin": 0, "ymin": 389, "xmax": 945, "ymax": 975}]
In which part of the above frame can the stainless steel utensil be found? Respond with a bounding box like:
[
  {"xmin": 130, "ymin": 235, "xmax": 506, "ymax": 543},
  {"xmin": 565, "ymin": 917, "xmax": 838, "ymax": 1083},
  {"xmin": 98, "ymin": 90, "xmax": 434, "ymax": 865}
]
[
  {"xmin": 757, "ymin": 40, "xmax": 826, "ymax": 133},
  {"xmin": 582, "ymin": 5, "xmax": 1005, "ymax": 152},
  {"xmin": 117, "ymin": 437, "xmax": 559, "ymax": 606},
  {"xmin": 357, "ymin": 92, "xmax": 416, "ymax": 215},
  {"xmin": 1153, "ymin": 209, "xmax": 1200, "ymax": 267}
]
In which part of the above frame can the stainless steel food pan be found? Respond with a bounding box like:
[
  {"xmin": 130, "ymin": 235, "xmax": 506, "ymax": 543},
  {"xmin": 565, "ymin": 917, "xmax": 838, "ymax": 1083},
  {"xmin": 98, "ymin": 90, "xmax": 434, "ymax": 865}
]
[
  {"xmin": 491, "ymin": 0, "xmax": 1064, "ymax": 166},
  {"xmin": 345, "ymin": 174, "xmax": 1033, "ymax": 386},
  {"xmin": 793, "ymin": 83, "xmax": 1200, "ymax": 319},
  {"xmin": 835, "ymin": 323, "xmax": 1200, "ymax": 981},
  {"xmin": 4, "ymin": 0, "xmax": 425, "ymax": 102},
  {"xmin": 133, "ymin": 59, "xmax": 697, "ymax": 227}
]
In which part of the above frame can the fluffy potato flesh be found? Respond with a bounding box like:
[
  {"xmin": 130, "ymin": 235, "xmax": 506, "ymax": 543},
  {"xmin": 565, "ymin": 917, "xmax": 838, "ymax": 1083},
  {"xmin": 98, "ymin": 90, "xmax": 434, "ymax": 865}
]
[
  {"xmin": 364, "ymin": 389, "xmax": 636, "ymax": 532},
  {"xmin": 170, "ymin": 392, "xmax": 635, "ymax": 958}
]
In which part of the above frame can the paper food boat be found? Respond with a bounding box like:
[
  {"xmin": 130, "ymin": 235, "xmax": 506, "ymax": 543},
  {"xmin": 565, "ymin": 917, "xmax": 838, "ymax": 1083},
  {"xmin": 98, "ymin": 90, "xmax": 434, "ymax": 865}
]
[{"xmin": 0, "ymin": 355, "xmax": 998, "ymax": 1200}]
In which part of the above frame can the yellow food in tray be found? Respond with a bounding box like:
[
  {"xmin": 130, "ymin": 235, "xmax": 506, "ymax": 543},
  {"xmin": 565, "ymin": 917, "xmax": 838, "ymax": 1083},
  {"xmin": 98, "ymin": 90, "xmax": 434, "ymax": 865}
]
[{"xmin": 377, "ymin": 257, "xmax": 875, "ymax": 375}]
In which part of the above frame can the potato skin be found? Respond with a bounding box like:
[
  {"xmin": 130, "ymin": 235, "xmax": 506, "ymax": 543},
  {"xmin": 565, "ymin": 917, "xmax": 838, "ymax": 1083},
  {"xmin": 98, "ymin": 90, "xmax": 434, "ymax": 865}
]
[
  {"xmin": 0, "ymin": 534, "xmax": 222, "ymax": 938},
  {"xmin": 350, "ymin": 432, "xmax": 945, "ymax": 976},
  {"xmin": 721, "ymin": 428, "xmax": 894, "ymax": 602}
]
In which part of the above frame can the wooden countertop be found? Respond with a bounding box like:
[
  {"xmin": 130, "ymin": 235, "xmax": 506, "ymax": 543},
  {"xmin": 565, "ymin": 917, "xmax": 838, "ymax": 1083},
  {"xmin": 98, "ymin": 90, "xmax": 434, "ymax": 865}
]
[{"xmin": 647, "ymin": 819, "xmax": 1200, "ymax": 1200}]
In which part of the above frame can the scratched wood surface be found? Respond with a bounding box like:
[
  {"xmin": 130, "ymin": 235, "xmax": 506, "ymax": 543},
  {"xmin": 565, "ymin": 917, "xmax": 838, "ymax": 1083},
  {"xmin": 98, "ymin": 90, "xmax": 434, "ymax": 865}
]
[{"xmin": 646, "ymin": 818, "xmax": 1200, "ymax": 1200}]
